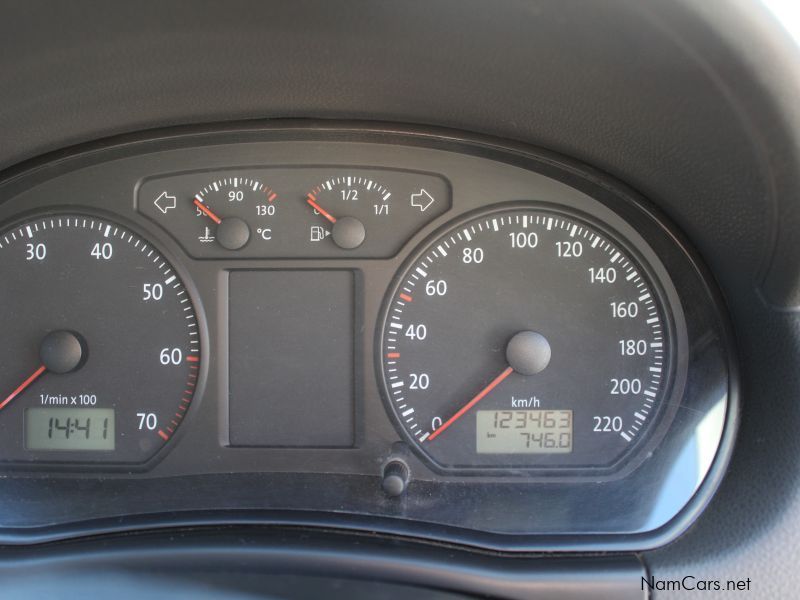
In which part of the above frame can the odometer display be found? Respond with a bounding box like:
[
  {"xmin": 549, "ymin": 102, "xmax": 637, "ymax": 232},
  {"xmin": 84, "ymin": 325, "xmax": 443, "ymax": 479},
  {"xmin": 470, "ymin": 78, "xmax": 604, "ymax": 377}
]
[
  {"xmin": 476, "ymin": 410, "xmax": 573, "ymax": 454},
  {"xmin": 379, "ymin": 206, "xmax": 674, "ymax": 471}
]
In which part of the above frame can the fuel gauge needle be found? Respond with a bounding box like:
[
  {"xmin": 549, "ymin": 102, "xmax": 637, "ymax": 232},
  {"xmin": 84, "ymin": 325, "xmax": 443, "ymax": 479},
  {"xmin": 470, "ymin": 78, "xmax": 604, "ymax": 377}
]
[
  {"xmin": 426, "ymin": 366, "xmax": 514, "ymax": 442},
  {"xmin": 306, "ymin": 194, "xmax": 338, "ymax": 224},
  {"xmin": 0, "ymin": 365, "xmax": 46, "ymax": 411},
  {"xmin": 306, "ymin": 194, "xmax": 366, "ymax": 249}
]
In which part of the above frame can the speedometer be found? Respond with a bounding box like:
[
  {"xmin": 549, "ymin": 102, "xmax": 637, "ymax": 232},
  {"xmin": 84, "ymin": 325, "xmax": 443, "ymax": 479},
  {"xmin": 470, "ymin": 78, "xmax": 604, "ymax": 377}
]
[{"xmin": 378, "ymin": 204, "xmax": 681, "ymax": 472}]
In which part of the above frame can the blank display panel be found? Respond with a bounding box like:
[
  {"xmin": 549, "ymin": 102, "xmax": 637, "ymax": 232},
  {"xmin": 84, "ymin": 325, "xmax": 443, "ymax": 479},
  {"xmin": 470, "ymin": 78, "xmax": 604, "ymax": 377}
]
[{"xmin": 228, "ymin": 270, "xmax": 356, "ymax": 447}]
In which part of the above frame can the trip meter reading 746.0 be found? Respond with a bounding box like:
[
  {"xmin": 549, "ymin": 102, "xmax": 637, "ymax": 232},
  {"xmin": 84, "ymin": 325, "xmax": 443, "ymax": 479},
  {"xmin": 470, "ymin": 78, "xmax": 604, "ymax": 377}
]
[{"xmin": 378, "ymin": 205, "xmax": 676, "ymax": 472}]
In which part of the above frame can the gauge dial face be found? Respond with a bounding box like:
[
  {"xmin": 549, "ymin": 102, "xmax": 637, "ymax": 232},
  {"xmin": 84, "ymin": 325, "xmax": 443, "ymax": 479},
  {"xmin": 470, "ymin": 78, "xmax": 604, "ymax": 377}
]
[
  {"xmin": 193, "ymin": 177, "xmax": 279, "ymax": 251},
  {"xmin": 379, "ymin": 206, "xmax": 674, "ymax": 471},
  {"xmin": 305, "ymin": 176, "xmax": 393, "ymax": 252},
  {"xmin": 0, "ymin": 215, "xmax": 201, "ymax": 465}
]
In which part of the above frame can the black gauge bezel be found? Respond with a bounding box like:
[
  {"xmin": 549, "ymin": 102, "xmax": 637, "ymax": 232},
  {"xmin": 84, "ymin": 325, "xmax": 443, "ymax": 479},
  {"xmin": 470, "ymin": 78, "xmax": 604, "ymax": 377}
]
[
  {"xmin": 376, "ymin": 201, "xmax": 686, "ymax": 478},
  {"xmin": 0, "ymin": 207, "xmax": 209, "ymax": 472}
]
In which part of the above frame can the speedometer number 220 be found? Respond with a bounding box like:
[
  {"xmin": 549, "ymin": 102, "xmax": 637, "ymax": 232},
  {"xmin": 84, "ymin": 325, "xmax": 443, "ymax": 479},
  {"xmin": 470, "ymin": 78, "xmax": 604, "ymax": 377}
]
[{"xmin": 379, "ymin": 206, "xmax": 671, "ymax": 471}]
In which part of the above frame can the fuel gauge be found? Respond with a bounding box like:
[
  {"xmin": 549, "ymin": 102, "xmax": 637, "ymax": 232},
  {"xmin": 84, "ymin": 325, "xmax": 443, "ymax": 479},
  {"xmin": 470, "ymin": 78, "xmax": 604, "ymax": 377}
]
[
  {"xmin": 305, "ymin": 176, "xmax": 390, "ymax": 250},
  {"xmin": 302, "ymin": 173, "xmax": 449, "ymax": 256}
]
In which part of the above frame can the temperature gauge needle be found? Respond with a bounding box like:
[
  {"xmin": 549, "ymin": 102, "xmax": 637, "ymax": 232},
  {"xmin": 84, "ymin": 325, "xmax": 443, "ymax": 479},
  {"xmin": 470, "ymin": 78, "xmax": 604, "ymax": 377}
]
[
  {"xmin": 0, "ymin": 365, "xmax": 46, "ymax": 411},
  {"xmin": 306, "ymin": 195, "xmax": 338, "ymax": 224},
  {"xmin": 193, "ymin": 198, "xmax": 222, "ymax": 225},
  {"xmin": 427, "ymin": 365, "xmax": 514, "ymax": 442}
]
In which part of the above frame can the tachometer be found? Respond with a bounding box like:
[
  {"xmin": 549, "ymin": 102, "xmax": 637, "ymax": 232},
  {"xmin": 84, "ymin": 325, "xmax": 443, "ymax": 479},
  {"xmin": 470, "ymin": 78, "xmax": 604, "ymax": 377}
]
[
  {"xmin": 0, "ymin": 214, "xmax": 202, "ymax": 465},
  {"xmin": 378, "ymin": 205, "xmax": 678, "ymax": 472}
]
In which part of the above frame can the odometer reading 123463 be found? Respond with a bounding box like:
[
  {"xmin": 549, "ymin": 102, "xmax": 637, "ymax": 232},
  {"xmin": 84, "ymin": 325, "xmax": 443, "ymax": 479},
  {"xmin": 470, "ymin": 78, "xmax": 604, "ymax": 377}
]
[
  {"xmin": 0, "ymin": 215, "xmax": 201, "ymax": 465},
  {"xmin": 379, "ymin": 206, "xmax": 675, "ymax": 471}
]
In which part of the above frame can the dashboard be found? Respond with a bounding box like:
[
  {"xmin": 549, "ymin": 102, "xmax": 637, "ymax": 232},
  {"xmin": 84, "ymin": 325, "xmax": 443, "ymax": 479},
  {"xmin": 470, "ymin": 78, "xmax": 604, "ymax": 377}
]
[
  {"xmin": 2, "ymin": 1, "xmax": 800, "ymax": 598},
  {"xmin": 0, "ymin": 125, "xmax": 734, "ymax": 549}
]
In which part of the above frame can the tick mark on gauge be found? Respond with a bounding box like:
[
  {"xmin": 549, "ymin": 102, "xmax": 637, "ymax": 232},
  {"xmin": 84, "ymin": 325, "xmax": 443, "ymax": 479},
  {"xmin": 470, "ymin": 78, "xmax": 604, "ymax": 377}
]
[
  {"xmin": 387, "ymin": 352, "xmax": 401, "ymax": 359},
  {"xmin": 158, "ymin": 430, "xmax": 169, "ymax": 441},
  {"xmin": 399, "ymin": 293, "xmax": 413, "ymax": 303}
]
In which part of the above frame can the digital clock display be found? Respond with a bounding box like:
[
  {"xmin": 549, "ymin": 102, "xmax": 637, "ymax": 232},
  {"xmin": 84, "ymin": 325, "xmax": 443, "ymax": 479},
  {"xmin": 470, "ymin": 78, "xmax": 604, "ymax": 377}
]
[
  {"xmin": 25, "ymin": 408, "xmax": 115, "ymax": 451},
  {"xmin": 476, "ymin": 410, "xmax": 572, "ymax": 454}
]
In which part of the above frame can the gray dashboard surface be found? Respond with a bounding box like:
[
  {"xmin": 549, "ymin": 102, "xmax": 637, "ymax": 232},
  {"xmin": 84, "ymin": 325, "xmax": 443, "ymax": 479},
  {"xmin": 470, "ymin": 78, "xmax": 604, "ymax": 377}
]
[
  {"xmin": 0, "ymin": 529, "xmax": 647, "ymax": 600},
  {"xmin": 1, "ymin": 0, "xmax": 799, "ymax": 598}
]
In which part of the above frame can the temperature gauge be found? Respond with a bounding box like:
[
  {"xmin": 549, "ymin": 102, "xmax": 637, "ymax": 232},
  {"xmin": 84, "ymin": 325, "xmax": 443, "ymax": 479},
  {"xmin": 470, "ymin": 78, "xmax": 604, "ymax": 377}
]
[
  {"xmin": 138, "ymin": 174, "xmax": 284, "ymax": 258},
  {"xmin": 191, "ymin": 177, "xmax": 279, "ymax": 251}
]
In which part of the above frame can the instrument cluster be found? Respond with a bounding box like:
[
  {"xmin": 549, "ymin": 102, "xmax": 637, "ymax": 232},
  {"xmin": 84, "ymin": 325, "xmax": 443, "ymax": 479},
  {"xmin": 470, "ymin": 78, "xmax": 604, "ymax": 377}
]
[{"xmin": 0, "ymin": 126, "xmax": 735, "ymax": 550}]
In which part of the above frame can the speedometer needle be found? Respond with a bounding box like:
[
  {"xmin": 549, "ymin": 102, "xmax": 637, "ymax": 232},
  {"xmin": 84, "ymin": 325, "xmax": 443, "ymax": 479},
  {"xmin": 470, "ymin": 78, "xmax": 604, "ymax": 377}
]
[
  {"xmin": 426, "ymin": 365, "xmax": 514, "ymax": 442},
  {"xmin": 306, "ymin": 194, "xmax": 338, "ymax": 224},
  {"xmin": 0, "ymin": 365, "xmax": 46, "ymax": 411}
]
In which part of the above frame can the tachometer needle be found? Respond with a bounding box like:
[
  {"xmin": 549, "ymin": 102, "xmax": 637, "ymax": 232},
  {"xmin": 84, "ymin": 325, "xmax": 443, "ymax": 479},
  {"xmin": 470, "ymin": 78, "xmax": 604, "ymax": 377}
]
[
  {"xmin": 193, "ymin": 198, "xmax": 222, "ymax": 225},
  {"xmin": 426, "ymin": 365, "xmax": 514, "ymax": 442},
  {"xmin": 306, "ymin": 194, "xmax": 338, "ymax": 224},
  {"xmin": 0, "ymin": 365, "xmax": 46, "ymax": 411}
]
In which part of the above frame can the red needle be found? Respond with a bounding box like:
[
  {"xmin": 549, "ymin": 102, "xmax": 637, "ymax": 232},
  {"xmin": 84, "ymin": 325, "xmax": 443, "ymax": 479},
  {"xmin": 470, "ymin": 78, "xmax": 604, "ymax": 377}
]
[
  {"xmin": 0, "ymin": 365, "xmax": 46, "ymax": 411},
  {"xmin": 193, "ymin": 198, "xmax": 222, "ymax": 225},
  {"xmin": 306, "ymin": 194, "xmax": 338, "ymax": 224},
  {"xmin": 427, "ymin": 366, "xmax": 514, "ymax": 442}
]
